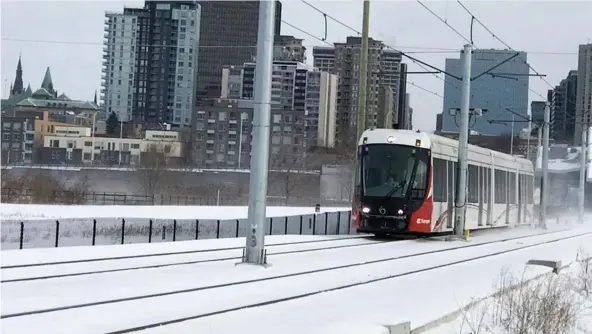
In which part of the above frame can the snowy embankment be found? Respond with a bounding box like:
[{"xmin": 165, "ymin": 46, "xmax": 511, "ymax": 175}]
[
  {"xmin": 2, "ymin": 225, "xmax": 592, "ymax": 334},
  {"xmin": 0, "ymin": 204, "xmax": 352, "ymax": 249}
]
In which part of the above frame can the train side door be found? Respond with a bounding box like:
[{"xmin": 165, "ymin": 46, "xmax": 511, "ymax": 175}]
[{"xmin": 446, "ymin": 160, "xmax": 455, "ymax": 229}]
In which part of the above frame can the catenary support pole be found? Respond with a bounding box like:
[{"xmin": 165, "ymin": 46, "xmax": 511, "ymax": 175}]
[
  {"xmin": 579, "ymin": 125, "xmax": 587, "ymax": 223},
  {"xmin": 453, "ymin": 44, "xmax": 473, "ymax": 238},
  {"xmin": 356, "ymin": 0, "xmax": 370, "ymax": 142},
  {"xmin": 539, "ymin": 101, "xmax": 550, "ymax": 228},
  {"xmin": 242, "ymin": 0, "xmax": 275, "ymax": 265}
]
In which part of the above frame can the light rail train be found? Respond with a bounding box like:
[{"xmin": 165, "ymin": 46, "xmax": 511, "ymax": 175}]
[{"xmin": 351, "ymin": 129, "xmax": 535, "ymax": 236}]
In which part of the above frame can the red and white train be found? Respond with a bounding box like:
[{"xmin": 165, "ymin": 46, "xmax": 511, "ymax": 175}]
[{"xmin": 351, "ymin": 129, "xmax": 535, "ymax": 236}]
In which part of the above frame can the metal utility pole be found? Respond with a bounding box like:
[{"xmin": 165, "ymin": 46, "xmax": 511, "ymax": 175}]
[
  {"xmin": 453, "ymin": 44, "xmax": 473, "ymax": 238},
  {"xmin": 579, "ymin": 125, "xmax": 587, "ymax": 223},
  {"xmin": 356, "ymin": 0, "xmax": 370, "ymax": 142},
  {"xmin": 241, "ymin": 0, "xmax": 275, "ymax": 265},
  {"xmin": 539, "ymin": 101, "xmax": 550, "ymax": 228}
]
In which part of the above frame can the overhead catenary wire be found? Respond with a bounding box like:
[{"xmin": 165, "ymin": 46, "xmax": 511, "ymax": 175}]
[
  {"xmin": 415, "ymin": 0, "xmax": 473, "ymax": 46},
  {"xmin": 455, "ymin": 0, "xmax": 581, "ymax": 131},
  {"xmin": 297, "ymin": 0, "xmax": 462, "ymax": 92}
]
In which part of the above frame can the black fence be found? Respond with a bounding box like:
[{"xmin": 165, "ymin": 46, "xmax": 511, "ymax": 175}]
[
  {"xmin": 1, "ymin": 188, "xmax": 350, "ymax": 207},
  {"xmin": 1, "ymin": 210, "xmax": 354, "ymax": 250}
]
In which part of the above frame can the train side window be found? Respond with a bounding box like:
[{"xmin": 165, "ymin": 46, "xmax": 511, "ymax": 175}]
[
  {"xmin": 508, "ymin": 172, "xmax": 517, "ymax": 204},
  {"xmin": 483, "ymin": 168, "xmax": 491, "ymax": 204},
  {"xmin": 527, "ymin": 175, "xmax": 534, "ymax": 204},
  {"xmin": 495, "ymin": 169, "xmax": 507, "ymax": 204},
  {"xmin": 468, "ymin": 164, "xmax": 479, "ymax": 203},
  {"xmin": 432, "ymin": 158, "xmax": 447, "ymax": 202}
]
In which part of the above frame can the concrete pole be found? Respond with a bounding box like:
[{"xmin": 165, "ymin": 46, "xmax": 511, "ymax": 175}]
[
  {"xmin": 356, "ymin": 0, "xmax": 370, "ymax": 143},
  {"xmin": 539, "ymin": 101, "xmax": 550, "ymax": 228},
  {"xmin": 453, "ymin": 44, "xmax": 472, "ymax": 238},
  {"xmin": 242, "ymin": 0, "xmax": 275, "ymax": 265},
  {"xmin": 579, "ymin": 125, "xmax": 587, "ymax": 223}
]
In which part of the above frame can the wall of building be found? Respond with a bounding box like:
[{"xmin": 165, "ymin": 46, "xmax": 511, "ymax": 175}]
[{"xmin": 441, "ymin": 49, "xmax": 530, "ymax": 135}]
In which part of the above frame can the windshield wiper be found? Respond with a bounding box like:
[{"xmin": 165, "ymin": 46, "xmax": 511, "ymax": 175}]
[
  {"xmin": 381, "ymin": 181, "xmax": 405, "ymax": 202},
  {"xmin": 404, "ymin": 157, "xmax": 420, "ymax": 200}
]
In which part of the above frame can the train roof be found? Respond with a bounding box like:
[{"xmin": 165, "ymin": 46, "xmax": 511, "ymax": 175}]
[{"xmin": 358, "ymin": 128, "xmax": 533, "ymax": 169}]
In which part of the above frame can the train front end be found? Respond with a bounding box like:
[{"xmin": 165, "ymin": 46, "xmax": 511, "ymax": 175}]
[{"xmin": 351, "ymin": 129, "xmax": 434, "ymax": 236}]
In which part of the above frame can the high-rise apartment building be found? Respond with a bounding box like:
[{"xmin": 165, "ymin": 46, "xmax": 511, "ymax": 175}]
[
  {"xmin": 191, "ymin": 98, "xmax": 305, "ymax": 168},
  {"xmin": 195, "ymin": 1, "xmax": 282, "ymax": 100},
  {"xmin": 101, "ymin": 1, "xmax": 201, "ymax": 128},
  {"xmin": 550, "ymin": 70, "xmax": 578, "ymax": 143},
  {"xmin": 220, "ymin": 60, "xmax": 338, "ymax": 147},
  {"xmin": 441, "ymin": 49, "xmax": 530, "ymax": 135},
  {"xmin": 574, "ymin": 44, "xmax": 592, "ymax": 144},
  {"xmin": 312, "ymin": 36, "xmax": 404, "ymax": 143}
]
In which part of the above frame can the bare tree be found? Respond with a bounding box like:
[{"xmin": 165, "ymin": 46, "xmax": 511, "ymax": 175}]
[
  {"xmin": 268, "ymin": 155, "xmax": 302, "ymax": 205},
  {"xmin": 135, "ymin": 143, "xmax": 177, "ymax": 198}
]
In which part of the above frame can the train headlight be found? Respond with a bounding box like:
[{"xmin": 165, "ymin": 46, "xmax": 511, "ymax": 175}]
[
  {"xmin": 362, "ymin": 206, "xmax": 370, "ymax": 214},
  {"xmin": 397, "ymin": 209, "xmax": 403, "ymax": 215}
]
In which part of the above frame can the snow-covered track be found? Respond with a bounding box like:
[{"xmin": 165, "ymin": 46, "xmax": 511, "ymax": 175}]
[
  {"xmin": 1, "ymin": 237, "xmax": 393, "ymax": 283},
  {"xmin": 1, "ymin": 235, "xmax": 376, "ymax": 269},
  {"xmin": 2, "ymin": 228, "xmax": 585, "ymax": 324}
]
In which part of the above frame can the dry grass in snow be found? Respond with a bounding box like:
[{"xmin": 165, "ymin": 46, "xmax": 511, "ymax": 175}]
[{"xmin": 456, "ymin": 250, "xmax": 592, "ymax": 334}]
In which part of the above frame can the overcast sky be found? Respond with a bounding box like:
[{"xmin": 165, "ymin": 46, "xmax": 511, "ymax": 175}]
[{"xmin": 1, "ymin": 0, "xmax": 591, "ymax": 131}]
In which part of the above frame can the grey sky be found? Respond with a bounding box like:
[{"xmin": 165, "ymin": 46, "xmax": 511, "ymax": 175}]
[{"xmin": 1, "ymin": 0, "xmax": 590, "ymax": 131}]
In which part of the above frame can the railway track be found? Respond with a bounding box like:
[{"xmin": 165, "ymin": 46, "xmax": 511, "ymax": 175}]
[
  {"xmin": 3, "ymin": 227, "xmax": 588, "ymax": 324},
  {"xmin": 1, "ymin": 236, "xmax": 395, "ymax": 283},
  {"xmin": 1, "ymin": 235, "xmax": 375, "ymax": 269},
  {"xmin": 106, "ymin": 229, "xmax": 592, "ymax": 334},
  {"xmin": 1, "ymin": 227, "xmax": 572, "ymax": 283}
]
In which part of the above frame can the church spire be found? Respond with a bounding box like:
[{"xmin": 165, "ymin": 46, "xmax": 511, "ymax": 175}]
[
  {"xmin": 41, "ymin": 67, "xmax": 54, "ymax": 95},
  {"xmin": 11, "ymin": 55, "xmax": 24, "ymax": 96}
]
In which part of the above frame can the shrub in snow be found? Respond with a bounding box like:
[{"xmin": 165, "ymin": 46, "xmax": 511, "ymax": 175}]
[{"xmin": 458, "ymin": 252, "xmax": 592, "ymax": 334}]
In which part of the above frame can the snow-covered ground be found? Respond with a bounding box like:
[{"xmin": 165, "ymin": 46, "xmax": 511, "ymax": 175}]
[
  {"xmin": 0, "ymin": 204, "xmax": 352, "ymax": 249},
  {"xmin": 423, "ymin": 258, "xmax": 592, "ymax": 334},
  {"xmin": 2, "ymin": 224, "xmax": 592, "ymax": 334}
]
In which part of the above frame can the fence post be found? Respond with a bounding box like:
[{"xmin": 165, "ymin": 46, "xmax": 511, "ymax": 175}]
[
  {"xmin": 148, "ymin": 219, "xmax": 153, "ymax": 243},
  {"xmin": 324, "ymin": 212, "xmax": 328, "ymax": 235},
  {"xmin": 336, "ymin": 212, "xmax": 341, "ymax": 235},
  {"xmin": 312, "ymin": 214, "xmax": 317, "ymax": 235},
  {"xmin": 235, "ymin": 220, "xmax": 240, "ymax": 238},
  {"xmin": 173, "ymin": 219, "xmax": 177, "ymax": 242},
  {"xmin": 299, "ymin": 215, "xmax": 303, "ymax": 234},
  {"xmin": 284, "ymin": 216, "xmax": 288, "ymax": 235},
  {"xmin": 19, "ymin": 222, "xmax": 24, "ymax": 249},
  {"xmin": 162, "ymin": 225, "xmax": 166, "ymax": 240},
  {"xmin": 121, "ymin": 218, "xmax": 126, "ymax": 244},
  {"xmin": 195, "ymin": 220, "xmax": 199, "ymax": 240},
  {"xmin": 216, "ymin": 220, "xmax": 221, "ymax": 238},
  {"xmin": 92, "ymin": 219, "xmax": 97, "ymax": 245},
  {"xmin": 55, "ymin": 220, "xmax": 60, "ymax": 247},
  {"xmin": 269, "ymin": 217, "xmax": 273, "ymax": 235}
]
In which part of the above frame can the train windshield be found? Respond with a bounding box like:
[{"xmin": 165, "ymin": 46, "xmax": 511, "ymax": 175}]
[{"xmin": 360, "ymin": 144, "xmax": 430, "ymax": 200}]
